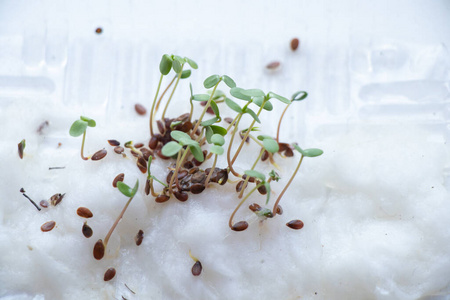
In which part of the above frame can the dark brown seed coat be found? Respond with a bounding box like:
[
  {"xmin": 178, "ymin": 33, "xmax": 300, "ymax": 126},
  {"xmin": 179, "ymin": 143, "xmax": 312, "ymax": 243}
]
[
  {"xmin": 41, "ymin": 221, "xmax": 56, "ymax": 232},
  {"xmin": 77, "ymin": 207, "xmax": 93, "ymax": 218},
  {"xmin": 155, "ymin": 194, "xmax": 170, "ymax": 203},
  {"xmin": 137, "ymin": 157, "xmax": 147, "ymax": 174},
  {"xmin": 291, "ymin": 38, "xmax": 300, "ymax": 51},
  {"xmin": 93, "ymin": 239, "xmax": 105, "ymax": 260},
  {"xmin": 192, "ymin": 261, "xmax": 202, "ymax": 276},
  {"xmin": 135, "ymin": 230, "xmax": 144, "ymax": 246},
  {"xmin": 113, "ymin": 173, "xmax": 125, "ymax": 187},
  {"xmin": 82, "ymin": 222, "xmax": 93, "ymax": 238},
  {"xmin": 91, "ymin": 149, "xmax": 107, "ymax": 161},
  {"xmin": 108, "ymin": 139, "xmax": 120, "ymax": 146},
  {"xmin": 286, "ymin": 219, "xmax": 304, "ymax": 230},
  {"xmin": 104, "ymin": 268, "xmax": 116, "ymax": 281},
  {"xmin": 190, "ymin": 183, "xmax": 205, "ymax": 194},
  {"xmin": 148, "ymin": 136, "xmax": 158, "ymax": 150},
  {"xmin": 135, "ymin": 103, "xmax": 147, "ymax": 115},
  {"xmin": 231, "ymin": 221, "xmax": 249, "ymax": 232},
  {"xmin": 114, "ymin": 146, "xmax": 124, "ymax": 154},
  {"xmin": 249, "ymin": 203, "xmax": 262, "ymax": 212},
  {"xmin": 134, "ymin": 143, "xmax": 144, "ymax": 148},
  {"xmin": 174, "ymin": 191, "xmax": 188, "ymax": 202}
]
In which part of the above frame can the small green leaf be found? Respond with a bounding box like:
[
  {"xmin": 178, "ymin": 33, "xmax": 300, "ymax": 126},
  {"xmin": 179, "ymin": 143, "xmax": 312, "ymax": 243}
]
[
  {"xmin": 262, "ymin": 138, "xmax": 279, "ymax": 154},
  {"xmin": 222, "ymin": 75, "xmax": 236, "ymax": 88},
  {"xmin": 244, "ymin": 108, "xmax": 261, "ymax": 123},
  {"xmin": 252, "ymin": 97, "xmax": 273, "ymax": 111},
  {"xmin": 302, "ymin": 148, "xmax": 324, "ymax": 157},
  {"xmin": 225, "ymin": 98, "xmax": 243, "ymax": 113},
  {"xmin": 269, "ymin": 170, "xmax": 280, "ymax": 182},
  {"xmin": 179, "ymin": 138, "xmax": 198, "ymax": 147},
  {"xmin": 241, "ymin": 89, "xmax": 265, "ymax": 98},
  {"xmin": 159, "ymin": 54, "xmax": 173, "ymax": 75},
  {"xmin": 184, "ymin": 57, "xmax": 198, "ymax": 69},
  {"xmin": 130, "ymin": 179, "xmax": 139, "ymax": 197},
  {"xmin": 117, "ymin": 181, "xmax": 132, "ymax": 197},
  {"xmin": 210, "ymin": 125, "xmax": 227, "ymax": 136},
  {"xmin": 257, "ymin": 135, "xmax": 272, "ymax": 141},
  {"xmin": 205, "ymin": 126, "xmax": 213, "ymax": 143},
  {"xmin": 268, "ymin": 92, "xmax": 291, "ymax": 104},
  {"xmin": 80, "ymin": 116, "xmax": 96, "ymax": 127},
  {"xmin": 210, "ymin": 100, "xmax": 220, "ymax": 118},
  {"xmin": 69, "ymin": 120, "xmax": 88, "ymax": 137},
  {"xmin": 230, "ymin": 87, "xmax": 252, "ymax": 101},
  {"xmin": 161, "ymin": 141, "xmax": 182, "ymax": 157},
  {"xmin": 256, "ymin": 207, "xmax": 273, "ymax": 217},
  {"xmin": 292, "ymin": 91, "xmax": 308, "ymax": 101},
  {"xmin": 211, "ymin": 134, "xmax": 225, "ymax": 146},
  {"xmin": 209, "ymin": 145, "xmax": 224, "ymax": 155},
  {"xmin": 172, "ymin": 59, "xmax": 182, "ymax": 74},
  {"xmin": 209, "ymin": 89, "xmax": 225, "ymax": 99},
  {"xmin": 173, "ymin": 55, "xmax": 186, "ymax": 65},
  {"xmin": 203, "ymin": 75, "xmax": 221, "ymax": 89},
  {"xmin": 181, "ymin": 70, "xmax": 191, "ymax": 79},
  {"xmin": 200, "ymin": 117, "xmax": 219, "ymax": 126},
  {"xmin": 189, "ymin": 144, "xmax": 204, "ymax": 162},
  {"xmin": 171, "ymin": 130, "xmax": 191, "ymax": 142},
  {"xmin": 244, "ymin": 170, "xmax": 266, "ymax": 181},
  {"xmin": 192, "ymin": 94, "xmax": 210, "ymax": 101}
]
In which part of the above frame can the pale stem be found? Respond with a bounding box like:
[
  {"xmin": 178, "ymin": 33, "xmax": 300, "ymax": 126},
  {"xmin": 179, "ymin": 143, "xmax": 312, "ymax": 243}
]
[
  {"xmin": 104, "ymin": 194, "xmax": 136, "ymax": 247},
  {"xmin": 204, "ymin": 154, "xmax": 217, "ymax": 187},
  {"xmin": 276, "ymin": 103, "xmax": 291, "ymax": 143},
  {"xmin": 190, "ymin": 80, "xmax": 221, "ymax": 138},
  {"xmin": 161, "ymin": 66, "xmax": 184, "ymax": 120},
  {"xmin": 229, "ymin": 184, "xmax": 259, "ymax": 229},
  {"xmin": 149, "ymin": 74, "xmax": 164, "ymax": 136},
  {"xmin": 154, "ymin": 75, "xmax": 176, "ymax": 119},
  {"xmin": 80, "ymin": 130, "xmax": 89, "ymax": 160}
]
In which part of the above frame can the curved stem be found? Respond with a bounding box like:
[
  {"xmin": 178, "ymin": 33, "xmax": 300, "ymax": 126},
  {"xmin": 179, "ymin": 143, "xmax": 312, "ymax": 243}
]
[
  {"xmin": 149, "ymin": 74, "xmax": 164, "ymax": 137},
  {"xmin": 272, "ymin": 155, "xmax": 304, "ymax": 215},
  {"xmin": 154, "ymin": 75, "xmax": 176, "ymax": 120},
  {"xmin": 227, "ymin": 114, "xmax": 243, "ymax": 177},
  {"xmin": 276, "ymin": 103, "xmax": 291, "ymax": 143},
  {"xmin": 80, "ymin": 131, "xmax": 89, "ymax": 160},
  {"xmin": 104, "ymin": 194, "xmax": 136, "ymax": 246},
  {"xmin": 229, "ymin": 185, "xmax": 259, "ymax": 229},
  {"xmin": 190, "ymin": 80, "xmax": 222, "ymax": 138},
  {"xmin": 161, "ymin": 66, "xmax": 184, "ymax": 120},
  {"xmin": 238, "ymin": 148, "xmax": 264, "ymax": 199},
  {"xmin": 204, "ymin": 154, "xmax": 217, "ymax": 187},
  {"xmin": 168, "ymin": 148, "xmax": 190, "ymax": 195}
]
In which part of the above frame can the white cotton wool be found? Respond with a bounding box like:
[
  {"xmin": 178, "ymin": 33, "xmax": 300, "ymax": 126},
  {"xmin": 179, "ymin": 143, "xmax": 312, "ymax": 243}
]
[{"xmin": 1, "ymin": 97, "xmax": 450, "ymax": 300}]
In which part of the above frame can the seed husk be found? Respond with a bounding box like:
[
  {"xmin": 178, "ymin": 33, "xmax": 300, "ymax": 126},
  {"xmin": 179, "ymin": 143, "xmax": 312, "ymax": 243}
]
[
  {"xmin": 257, "ymin": 185, "xmax": 267, "ymax": 195},
  {"xmin": 249, "ymin": 203, "xmax": 262, "ymax": 212},
  {"xmin": 190, "ymin": 183, "xmax": 205, "ymax": 194},
  {"xmin": 284, "ymin": 147, "xmax": 294, "ymax": 157},
  {"xmin": 286, "ymin": 219, "xmax": 304, "ymax": 230},
  {"xmin": 137, "ymin": 157, "xmax": 147, "ymax": 173},
  {"xmin": 290, "ymin": 37, "xmax": 300, "ymax": 51},
  {"xmin": 18, "ymin": 139, "xmax": 25, "ymax": 159},
  {"xmin": 104, "ymin": 267, "xmax": 116, "ymax": 281},
  {"xmin": 82, "ymin": 222, "xmax": 93, "ymax": 238},
  {"xmin": 77, "ymin": 207, "xmax": 93, "ymax": 218},
  {"xmin": 20, "ymin": 188, "xmax": 25, "ymax": 193},
  {"xmin": 174, "ymin": 191, "xmax": 188, "ymax": 202},
  {"xmin": 276, "ymin": 205, "xmax": 283, "ymax": 215},
  {"xmin": 95, "ymin": 27, "xmax": 102, "ymax": 34},
  {"xmin": 93, "ymin": 239, "xmax": 105, "ymax": 260},
  {"xmin": 50, "ymin": 193, "xmax": 65, "ymax": 206},
  {"xmin": 108, "ymin": 139, "xmax": 120, "ymax": 146},
  {"xmin": 236, "ymin": 180, "xmax": 247, "ymax": 193},
  {"xmin": 40, "ymin": 200, "xmax": 49, "ymax": 208},
  {"xmin": 145, "ymin": 179, "xmax": 151, "ymax": 195},
  {"xmin": 224, "ymin": 117, "xmax": 233, "ymax": 124},
  {"xmin": 91, "ymin": 149, "xmax": 107, "ymax": 161},
  {"xmin": 37, "ymin": 120, "xmax": 49, "ymax": 134},
  {"xmin": 191, "ymin": 261, "xmax": 202, "ymax": 276},
  {"xmin": 155, "ymin": 194, "xmax": 170, "ymax": 203},
  {"xmin": 113, "ymin": 173, "xmax": 125, "ymax": 187},
  {"xmin": 114, "ymin": 146, "xmax": 124, "ymax": 154},
  {"xmin": 135, "ymin": 229, "xmax": 144, "ymax": 246},
  {"xmin": 177, "ymin": 170, "xmax": 188, "ymax": 180},
  {"xmin": 231, "ymin": 221, "xmax": 248, "ymax": 232},
  {"xmin": 41, "ymin": 221, "xmax": 56, "ymax": 232},
  {"xmin": 140, "ymin": 148, "xmax": 152, "ymax": 161},
  {"xmin": 266, "ymin": 61, "xmax": 280, "ymax": 70},
  {"xmin": 261, "ymin": 150, "xmax": 269, "ymax": 161},
  {"xmin": 135, "ymin": 103, "xmax": 147, "ymax": 115}
]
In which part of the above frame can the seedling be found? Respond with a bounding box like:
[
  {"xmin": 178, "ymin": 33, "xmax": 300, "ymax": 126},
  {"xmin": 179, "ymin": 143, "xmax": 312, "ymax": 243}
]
[
  {"xmin": 94, "ymin": 179, "xmax": 139, "ymax": 260},
  {"xmin": 69, "ymin": 116, "xmax": 97, "ymax": 160},
  {"xmin": 145, "ymin": 156, "xmax": 168, "ymax": 197},
  {"xmin": 276, "ymin": 91, "xmax": 307, "ymax": 143}
]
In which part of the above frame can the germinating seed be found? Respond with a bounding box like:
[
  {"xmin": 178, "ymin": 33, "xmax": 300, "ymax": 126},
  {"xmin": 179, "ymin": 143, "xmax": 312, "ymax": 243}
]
[
  {"xmin": 137, "ymin": 157, "xmax": 147, "ymax": 173},
  {"xmin": 114, "ymin": 146, "xmax": 124, "ymax": 154},
  {"xmin": 77, "ymin": 207, "xmax": 93, "ymax": 218},
  {"xmin": 104, "ymin": 267, "xmax": 116, "ymax": 281},
  {"xmin": 232, "ymin": 221, "xmax": 249, "ymax": 232},
  {"xmin": 93, "ymin": 239, "xmax": 105, "ymax": 260},
  {"xmin": 135, "ymin": 103, "xmax": 147, "ymax": 115},
  {"xmin": 50, "ymin": 193, "xmax": 65, "ymax": 206},
  {"xmin": 249, "ymin": 203, "xmax": 262, "ymax": 212},
  {"xmin": 192, "ymin": 261, "xmax": 202, "ymax": 276},
  {"xmin": 91, "ymin": 149, "xmax": 107, "ymax": 161},
  {"xmin": 290, "ymin": 37, "xmax": 300, "ymax": 51},
  {"xmin": 82, "ymin": 222, "xmax": 93, "ymax": 238},
  {"xmin": 113, "ymin": 173, "xmax": 125, "ymax": 187},
  {"xmin": 135, "ymin": 230, "xmax": 144, "ymax": 246},
  {"xmin": 286, "ymin": 219, "xmax": 304, "ymax": 230},
  {"xmin": 41, "ymin": 221, "xmax": 56, "ymax": 232}
]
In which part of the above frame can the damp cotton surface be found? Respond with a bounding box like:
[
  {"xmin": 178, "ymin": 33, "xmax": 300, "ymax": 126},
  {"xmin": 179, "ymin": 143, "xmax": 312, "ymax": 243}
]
[{"xmin": 1, "ymin": 96, "xmax": 450, "ymax": 300}]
